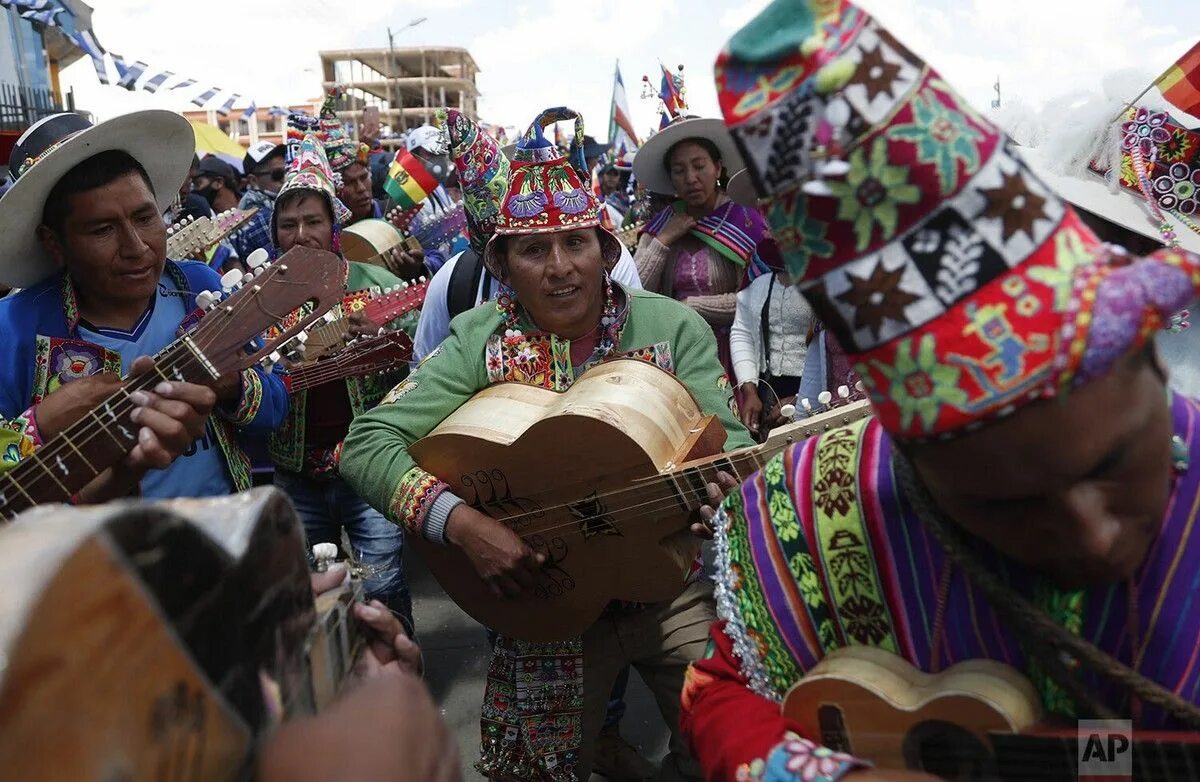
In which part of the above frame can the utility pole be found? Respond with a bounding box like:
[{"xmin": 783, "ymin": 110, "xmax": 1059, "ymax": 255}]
[{"xmin": 387, "ymin": 17, "xmax": 427, "ymax": 139}]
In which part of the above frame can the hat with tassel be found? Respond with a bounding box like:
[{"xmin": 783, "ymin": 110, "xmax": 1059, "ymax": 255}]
[{"xmin": 715, "ymin": 0, "xmax": 1200, "ymax": 439}]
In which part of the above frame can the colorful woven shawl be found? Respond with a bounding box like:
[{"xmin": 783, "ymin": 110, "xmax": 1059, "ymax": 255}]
[
  {"xmin": 644, "ymin": 200, "xmax": 769, "ymax": 269},
  {"xmin": 715, "ymin": 392, "xmax": 1200, "ymax": 728}
]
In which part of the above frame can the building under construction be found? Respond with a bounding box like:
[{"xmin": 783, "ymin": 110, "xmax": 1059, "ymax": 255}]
[{"xmin": 318, "ymin": 46, "xmax": 479, "ymax": 149}]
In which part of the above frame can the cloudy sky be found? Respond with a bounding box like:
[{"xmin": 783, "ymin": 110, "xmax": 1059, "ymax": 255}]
[{"xmin": 61, "ymin": 0, "xmax": 1195, "ymax": 139}]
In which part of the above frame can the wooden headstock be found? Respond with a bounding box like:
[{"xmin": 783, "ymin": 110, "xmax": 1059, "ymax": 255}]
[
  {"xmin": 185, "ymin": 246, "xmax": 345, "ymax": 376},
  {"xmin": 166, "ymin": 207, "xmax": 260, "ymax": 260}
]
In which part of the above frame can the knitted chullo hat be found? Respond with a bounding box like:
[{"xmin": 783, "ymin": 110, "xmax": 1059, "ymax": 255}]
[
  {"xmin": 437, "ymin": 107, "xmax": 511, "ymax": 254},
  {"xmin": 715, "ymin": 0, "xmax": 1200, "ymax": 440},
  {"xmin": 319, "ymin": 89, "xmax": 370, "ymax": 173},
  {"xmin": 482, "ymin": 107, "xmax": 621, "ymax": 276}
]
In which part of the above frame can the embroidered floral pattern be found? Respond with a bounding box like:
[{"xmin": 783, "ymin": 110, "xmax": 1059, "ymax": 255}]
[
  {"xmin": 507, "ymin": 191, "xmax": 548, "ymax": 218},
  {"xmin": 827, "ymin": 137, "xmax": 921, "ymax": 251},
  {"xmin": 888, "ymin": 88, "xmax": 983, "ymax": 195},
  {"xmin": 737, "ymin": 733, "xmax": 862, "ymax": 781},
  {"xmin": 379, "ymin": 379, "xmax": 419, "ymax": 406},
  {"xmin": 552, "ymin": 188, "xmax": 591, "ymax": 215},
  {"xmin": 768, "ymin": 188, "xmax": 836, "ymax": 279},
  {"xmin": 869, "ymin": 334, "xmax": 967, "ymax": 432},
  {"xmin": 813, "ymin": 467, "xmax": 855, "ymax": 516}
]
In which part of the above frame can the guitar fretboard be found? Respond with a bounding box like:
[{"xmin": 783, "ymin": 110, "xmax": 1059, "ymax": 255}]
[{"xmin": 0, "ymin": 339, "xmax": 211, "ymax": 520}]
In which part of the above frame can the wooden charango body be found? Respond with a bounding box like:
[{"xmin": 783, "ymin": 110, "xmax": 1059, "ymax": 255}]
[
  {"xmin": 0, "ymin": 489, "xmax": 323, "ymax": 781},
  {"xmin": 409, "ymin": 359, "xmax": 727, "ymax": 642},
  {"xmin": 339, "ymin": 218, "xmax": 412, "ymax": 264},
  {"xmin": 782, "ymin": 646, "xmax": 1041, "ymax": 774}
]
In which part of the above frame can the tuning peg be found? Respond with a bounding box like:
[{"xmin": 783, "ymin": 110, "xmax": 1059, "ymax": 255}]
[
  {"xmin": 817, "ymin": 391, "xmax": 833, "ymax": 410},
  {"xmin": 220, "ymin": 269, "xmax": 242, "ymax": 290},
  {"xmin": 854, "ymin": 380, "xmax": 866, "ymax": 395},
  {"xmin": 312, "ymin": 542, "xmax": 339, "ymax": 572},
  {"xmin": 294, "ymin": 332, "xmax": 308, "ymax": 344},
  {"xmin": 837, "ymin": 385, "xmax": 850, "ymax": 400},
  {"xmin": 780, "ymin": 403, "xmax": 796, "ymax": 420},
  {"xmin": 321, "ymin": 311, "xmax": 338, "ymax": 324},
  {"xmin": 247, "ymin": 248, "xmax": 270, "ymax": 269},
  {"xmin": 418, "ymin": 276, "xmax": 427, "ymax": 284},
  {"xmin": 196, "ymin": 290, "xmax": 218, "ymax": 310}
]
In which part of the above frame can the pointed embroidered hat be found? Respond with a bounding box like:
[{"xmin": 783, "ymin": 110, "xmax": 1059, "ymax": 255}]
[
  {"xmin": 275, "ymin": 132, "xmax": 353, "ymax": 228},
  {"xmin": 437, "ymin": 107, "xmax": 511, "ymax": 253},
  {"xmin": 716, "ymin": 0, "xmax": 1200, "ymax": 439},
  {"xmin": 482, "ymin": 108, "xmax": 621, "ymax": 276},
  {"xmin": 319, "ymin": 89, "xmax": 369, "ymax": 173}
]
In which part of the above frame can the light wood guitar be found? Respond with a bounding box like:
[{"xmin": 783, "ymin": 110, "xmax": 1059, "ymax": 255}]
[
  {"xmin": 0, "ymin": 246, "xmax": 345, "ymax": 521},
  {"xmin": 782, "ymin": 646, "xmax": 1200, "ymax": 780},
  {"xmin": 167, "ymin": 207, "xmax": 260, "ymax": 260},
  {"xmin": 408, "ymin": 359, "xmax": 871, "ymax": 642},
  {"xmin": 0, "ymin": 488, "xmax": 366, "ymax": 781}
]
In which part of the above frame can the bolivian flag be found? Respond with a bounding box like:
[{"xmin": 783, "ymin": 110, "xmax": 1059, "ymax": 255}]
[
  {"xmin": 1157, "ymin": 41, "xmax": 1200, "ymax": 117},
  {"xmin": 385, "ymin": 150, "xmax": 439, "ymax": 208}
]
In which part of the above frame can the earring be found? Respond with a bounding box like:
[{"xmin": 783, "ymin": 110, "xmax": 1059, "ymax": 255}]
[{"xmin": 1172, "ymin": 434, "xmax": 1190, "ymax": 475}]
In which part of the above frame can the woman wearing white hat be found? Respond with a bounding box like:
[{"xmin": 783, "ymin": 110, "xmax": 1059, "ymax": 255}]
[{"xmin": 631, "ymin": 117, "xmax": 771, "ymax": 379}]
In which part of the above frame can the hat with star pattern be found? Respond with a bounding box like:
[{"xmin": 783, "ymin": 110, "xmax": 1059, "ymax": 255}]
[{"xmin": 714, "ymin": 0, "xmax": 1200, "ymax": 440}]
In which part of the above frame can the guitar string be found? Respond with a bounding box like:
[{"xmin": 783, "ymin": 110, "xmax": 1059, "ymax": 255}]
[
  {"xmin": 288, "ymin": 341, "xmax": 412, "ymax": 392},
  {"xmin": 304, "ymin": 288, "xmax": 425, "ymax": 356},
  {"xmin": 419, "ymin": 412, "xmax": 866, "ymax": 540},
  {"xmin": 1, "ymin": 265, "xmax": 407, "ymax": 511},
  {"xmin": 0, "ymin": 263, "xmax": 309, "ymax": 511},
  {"xmin": 444, "ymin": 453, "xmax": 768, "ymax": 542}
]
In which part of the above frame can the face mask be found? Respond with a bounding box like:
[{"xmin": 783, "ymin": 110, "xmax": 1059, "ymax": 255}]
[{"xmin": 194, "ymin": 183, "xmax": 219, "ymax": 205}]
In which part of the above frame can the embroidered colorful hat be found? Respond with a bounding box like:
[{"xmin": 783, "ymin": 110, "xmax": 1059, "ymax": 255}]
[
  {"xmin": 1017, "ymin": 103, "xmax": 1200, "ymax": 255},
  {"xmin": 319, "ymin": 89, "xmax": 369, "ymax": 173},
  {"xmin": 437, "ymin": 107, "xmax": 511, "ymax": 254},
  {"xmin": 632, "ymin": 115, "xmax": 745, "ymax": 195},
  {"xmin": 482, "ymin": 108, "xmax": 622, "ymax": 276},
  {"xmin": 715, "ymin": 0, "xmax": 1200, "ymax": 440},
  {"xmin": 274, "ymin": 132, "xmax": 353, "ymax": 230},
  {"xmin": 0, "ymin": 110, "xmax": 194, "ymax": 288}
]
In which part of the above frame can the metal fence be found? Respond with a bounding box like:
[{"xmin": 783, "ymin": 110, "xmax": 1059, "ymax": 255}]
[{"xmin": 0, "ymin": 82, "xmax": 63, "ymax": 133}]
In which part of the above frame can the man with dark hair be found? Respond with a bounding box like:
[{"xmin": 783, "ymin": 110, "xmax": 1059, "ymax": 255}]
[
  {"xmin": 192, "ymin": 155, "xmax": 241, "ymax": 214},
  {"xmin": 231, "ymin": 141, "xmax": 285, "ymax": 261},
  {"xmin": 681, "ymin": 5, "xmax": 1200, "ymax": 780},
  {"xmin": 267, "ymin": 132, "xmax": 416, "ymax": 634},
  {"xmin": 242, "ymin": 140, "xmax": 286, "ymax": 202},
  {"xmin": 0, "ymin": 111, "xmax": 287, "ymax": 502}
]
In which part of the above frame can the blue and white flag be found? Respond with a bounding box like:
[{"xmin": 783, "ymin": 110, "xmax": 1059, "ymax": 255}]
[
  {"xmin": 217, "ymin": 93, "xmax": 239, "ymax": 117},
  {"xmin": 241, "ymin": 102, "xmax": 257, "ymax": 122},
  {"xmin": 143, "ymin": 70, "xmax": 174, "ymax": 94},
  {"xmin": 117, "ymin": 60, "xmax": 149, "ymax": 91},
  {"xmin": 171, "ymin": 78, "xmax": 198, "ymax": 91},
  {"xmin": 191, "ymin": 86, "xmax": 220, "ymax": 107},
  {"xmin": 20, "ymin": 7, "xmax": 62, "ymax": 26}
]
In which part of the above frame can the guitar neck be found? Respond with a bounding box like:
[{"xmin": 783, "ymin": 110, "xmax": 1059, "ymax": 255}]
[
  {"xmin": 659, "ymin": 399, "xmax": 873, "ymax": 512},
  {"xmin": 0, "ymin": 339, "xmax": 213, "ymax": 520},
  {"xmin": 285, "ymin": 356, "xmax": 395, "ymax": 395}
]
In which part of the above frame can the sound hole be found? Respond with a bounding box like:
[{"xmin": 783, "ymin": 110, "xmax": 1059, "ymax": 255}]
[{"xmin": 902, "ymin": 720, "xmax": 999, "ymax": 781}]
